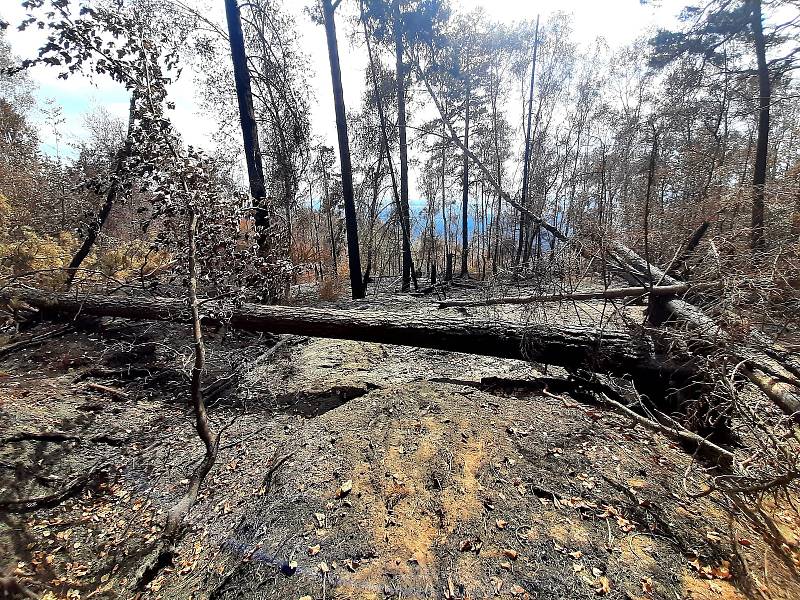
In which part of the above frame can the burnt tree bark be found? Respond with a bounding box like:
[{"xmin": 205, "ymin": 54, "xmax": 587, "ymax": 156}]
[
  {"xmin": 748, "ymin": 0, "xmax": 770, "ymax": 254},
  {"xmin": 323, "ymin": 0, "xmax": 365, "ymax": 299},
  {"xmin": 515, "ymin": 15, "xmax": 539, "ymax": 267},
  {"xmin": 224, "ymin": 0, "xmax": 270, "ymax": 240},
  {"xmin": 393, "ymin": 0, "xmax": 415, "ymax": 291},
  {"xmin": 361, "ymin": 3, "xmax": 417, "ymax": 291},
  {"xmin": 460, "ymin": 77, "xmax": 471, "ymax": 278},
  {"xmin": 665, "ymin": 220, "xmax": 710, "ymax": 277}
]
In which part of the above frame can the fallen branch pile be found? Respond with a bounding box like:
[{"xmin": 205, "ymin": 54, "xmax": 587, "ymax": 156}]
[{"xmin": 606, "ymin": 241, "xmax": 800, "ymax": 418}]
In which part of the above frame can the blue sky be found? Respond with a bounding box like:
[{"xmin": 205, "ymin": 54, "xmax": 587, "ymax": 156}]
[{"xmin": 35, "ymin": 81, "xmax": 131, "ymax": 158}]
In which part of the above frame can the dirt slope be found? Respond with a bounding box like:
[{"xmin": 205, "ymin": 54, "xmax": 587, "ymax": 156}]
[{"xmin": 1, "ymin": 323, "xmax": 798, "ymax": 599}]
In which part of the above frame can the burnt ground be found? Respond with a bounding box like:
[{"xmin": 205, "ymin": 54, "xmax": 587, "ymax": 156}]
[{"xmin": 1, "ymin": 289, "xmax": 800, "ymax": 600}]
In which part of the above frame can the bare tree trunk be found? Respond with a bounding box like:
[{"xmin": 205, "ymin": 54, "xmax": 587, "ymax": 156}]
[
  {"xmin": 361, "ymin": 4, "xmax": 417, "ymax": 291},
  {"xmin": 322, "ymin": 0, "xmax": 364, "ymax": 299},
  {"xmin": 364, "ymin": 141, "xmax": 385, "ymax": 286},
  {"xmin": 438, "ymin": 282, "xmax": 720, "ymax": 308},
  {"xmin": 460, "ymin": 78, "xmax": 471, "ymax": 278},
  {"xmin": 416, "ymin": 63, "xmax": 566, "ymax": 243},
  {"xmin": 490, "ymin": 76, "xmax": 504, "ymax": 275},
  {"xmin": 393, "ymin": 0, "xmax": 414, "ymax": 291},
  {"xmin": 665, "ymin": 220, "xmax": 710, "ymax": 278},
  {"xmin": 441, "ymin": 113, "xmax": 449, "ymax": 269},
  {"xmin": 749, "ymin": 0, "xmax": 770, "ymax": 254},
  {"xmin": 308, "ymin": 183, "xmax": 324, "ymax": 279},
  {"xmin": 791, "ymin": 177, "xmax": 800, "ymax": 242},
  {"xmin": 516, "ymin": 15, "xmax": 539, "ymax": 267},
  {"xmin": 224, "ymin": 0, "xmax": 270, "ymax": 244},
  {"xmin": 643, "ymin": 128, "xmax": 659, "ymax": 304},
  {"xmin": 65, "ymin": 96, "xmax": 135, "ymax": 289}
]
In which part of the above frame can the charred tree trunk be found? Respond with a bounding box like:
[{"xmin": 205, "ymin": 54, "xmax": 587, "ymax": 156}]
[
  {"xmin": 460, "ymin": 78, "xmax": 471, "ymax": 278},
  {"xmin": 665, "ymin": 220, "xmax": 710, "ymax": 278},
  {"xmin": 417, "ymin": 64, "xmax": 566, "ymax": 243},
  {"xmin": 65, "ymin": 173, "xmax": 120, "ymax": 287},
  {"xmin": 322, "ymin": 0, "xmax": 364, "ymax": 299},
  {"xmin": 393, "ymin": 0, "xmax": 414, "ymax": 291},
  {"xmin": 361, "ymin": 4, "xmax": 417, "ymax": 292},
  {"xmin": 224, "ymin": 0, "xmax": 270, "ymax": 243},
  {"xmin": 441, "ymin": 113, "xmax": 449, "ymax": 267},
  {"xmin": 749, "ymin": 0, "xmax": 770, "ymax": 254},
  {"xmin": 516, "ymin": 15, "xmax": 539, "ymax": 267}
]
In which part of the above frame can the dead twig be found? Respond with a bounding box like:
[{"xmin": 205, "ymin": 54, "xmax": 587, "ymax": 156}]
[
  {"xmin": 0, "ymin": 463, "xmax": 107, "ymax": 513},
  {"xmin": 0, "ymin": 324, "xmax": 73, "ymax": 358},
  {"xmin": 437, "ymin": 282, "xmax": 721, "ymax": 308},
  {"xmin": 82, "ymin": 381, "xmax": 131, "ymax": 401},
  {"xmin": 597, "ymin": 392, "xmax": 735, "ymax": 464}
]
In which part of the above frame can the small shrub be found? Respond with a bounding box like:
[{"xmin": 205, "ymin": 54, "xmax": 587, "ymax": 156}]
[{"xmin": 318, "ymin": 275, "xmax": 341, "ymax": 301}]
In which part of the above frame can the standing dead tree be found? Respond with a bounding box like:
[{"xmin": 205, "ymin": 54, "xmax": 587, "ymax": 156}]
[
  {"xmin": 516, "ymin": 15, "xmax": 539, "ymax": 268},
  {"xmin": 321, "ymin": 0, "xmax": 365, "ymax": 299},
  {"xmin": 224, "ymin": 0, "xmax": 270, "ymax": 250},
  {"xmin": 360, "ymin": 0, "xmax": 418, "ymax": 291}
]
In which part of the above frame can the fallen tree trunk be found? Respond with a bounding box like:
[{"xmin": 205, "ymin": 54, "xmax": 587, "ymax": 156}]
[
  {"xmin": 0, "ymin": 288, "xmax": 683, "ymax": 383},
  {"xmin": 437, "ymin": 282, "xmax": 721, "ymax": 308},
  {"xmin": 664, "ymin": 220, "xmax": 710, "ymax": 278},
  {"xmin": 415, "ymin": 61, "xmax": 566, "ymax": 243}
]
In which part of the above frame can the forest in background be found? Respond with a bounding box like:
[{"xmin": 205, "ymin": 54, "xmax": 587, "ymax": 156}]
[{"xmin": 1, "ymin": 0, "xmax": 798, "ymax": 301}]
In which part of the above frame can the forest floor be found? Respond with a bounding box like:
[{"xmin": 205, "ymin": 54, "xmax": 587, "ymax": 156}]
[{"xmin": 1, "ymin": 283, "xmax": 799, "ymax": 600}]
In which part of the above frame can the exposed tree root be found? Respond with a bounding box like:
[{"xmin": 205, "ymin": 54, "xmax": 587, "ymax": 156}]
[
  {"xmin": 1, "ymin": 432, "xmax": 81, "ymax": 445},
  {"xmin": 448, "ymin": 374, "xmax": 735, "ymax": 465},
  {"xmin": 594, "ymin": 391, "xmax": 734, "ymax": 465},
  {"xmin": 2, "ymin": 431, "xmax": 126, "ymax": 447}
]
